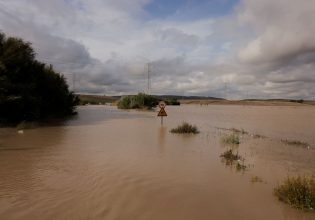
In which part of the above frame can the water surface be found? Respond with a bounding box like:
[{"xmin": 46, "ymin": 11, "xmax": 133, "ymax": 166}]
[{"xmin": 0, "ymin": 105, "xmax": 315, "ymax": 220}]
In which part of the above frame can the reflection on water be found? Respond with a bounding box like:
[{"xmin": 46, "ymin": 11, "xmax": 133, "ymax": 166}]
[
  {"xmin": 0, "ymin": 105, "xmax": 315, "ymax": 220},
  {"xmin": 157, "ymin": 126, "xmax": 167, "ymax": 154}
]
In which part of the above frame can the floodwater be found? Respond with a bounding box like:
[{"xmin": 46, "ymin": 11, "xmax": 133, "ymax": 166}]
[{"xmin": 0, "ymin": 105, "xmax": 315, "ymax": 220}]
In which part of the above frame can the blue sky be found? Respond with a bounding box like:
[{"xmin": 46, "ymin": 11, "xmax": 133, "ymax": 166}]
[{"xmin": 144, "ymin": 0, "xmax": 239, "ymax": 20}]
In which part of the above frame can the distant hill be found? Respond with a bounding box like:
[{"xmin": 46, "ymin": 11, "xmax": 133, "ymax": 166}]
[{"xmin": 156, "ymin": 95, "xmax": 224, "ymax": 100}]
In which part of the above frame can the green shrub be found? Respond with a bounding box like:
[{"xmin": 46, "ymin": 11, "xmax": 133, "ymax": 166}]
[
  {"xmin": 170, "ymin": 122, "xmax": 199, "ymax": 134},
  {"xmin": 274, "ymin": 176, "xmax": 315, "ymax": 210},
  {"xmin": 117, "ymin": 96, "xmax": 131, "ymax": 109}
]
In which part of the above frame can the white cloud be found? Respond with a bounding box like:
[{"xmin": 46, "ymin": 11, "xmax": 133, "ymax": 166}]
[
  {"xmin": 238, "ymin": 0, "xmax": 315, "ymax": 64},
  {"xmin": 0, "ymin": 0, "xmax": 314, "ymax": 99}
]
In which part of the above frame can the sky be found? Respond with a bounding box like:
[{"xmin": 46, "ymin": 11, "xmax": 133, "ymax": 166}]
[{"xmin": 0, "ymin": 0, "xmax": 315, "ymax": 99}]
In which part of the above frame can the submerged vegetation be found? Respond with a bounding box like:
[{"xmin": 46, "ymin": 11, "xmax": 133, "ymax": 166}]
[
  {"xmin": 251, "ymin": 176, "xmax": 264, "ymax": 183},
  {"xmin": 281, "ymin": 139, "xmax": 310, "ymax": 148},
  {"xmin": 0, "ymin": 32, "xmax": 79, "ymax": 123},
  {"xmin": 220, "ymin": 149, "xmax": 247, "ymax": 171},
  {"xmin": 252, "ymin": 134, "xmax": 266, "ymax": 139},
  {"xmin": 170, "ymin": 122, "xmax": 199, "ymax": 134},
  {"xmin": 228, "ymin": 128, "xmax": 248, "ymax": 135},
  {"xmin": 220, "ymin": 149, "xmax": 241, "ymax": 161},
  {"xmin": 221, "ymin": 133, "xmax": 240, "ymax": 145},
  {"xmin": 274, "ymin": 176, "xmax": 315, "ymax": 210},
  {"xmin": 235, "ymin": 162, "xmax": 247, "ymax": 171},
  {"xmin": 117, "ymin": 93, "xmax": 158, "ymax": 109}
]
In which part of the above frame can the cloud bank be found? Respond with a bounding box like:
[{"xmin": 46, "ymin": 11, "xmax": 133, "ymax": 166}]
[{"xmin": 0, "ymin": 0, "xmax": 314, "ymax": 99}]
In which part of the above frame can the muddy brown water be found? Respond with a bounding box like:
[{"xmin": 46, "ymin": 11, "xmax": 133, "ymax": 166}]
[{"xmin": 0, "ymin": 105, "xmax": 315, "ymax": 220}]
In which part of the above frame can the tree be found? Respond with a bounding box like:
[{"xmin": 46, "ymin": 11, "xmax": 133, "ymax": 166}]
[{"xmin": 0, "ymin": 32, "xmax": 79, "ymax": 123}]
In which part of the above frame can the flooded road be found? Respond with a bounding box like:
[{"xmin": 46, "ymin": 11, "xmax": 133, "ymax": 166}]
[{"xmin": 0, "ymin": 105, "xmax": 315, "ymax": 220}]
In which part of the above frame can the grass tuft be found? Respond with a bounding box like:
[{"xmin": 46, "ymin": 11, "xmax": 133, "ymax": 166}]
[
  {"xmin": 274, "ymin": 176, "xmax": 315, "ymax": 210},
  {"xmin": 222, "ymin": 133, "xmax": 240, "ymax": 145},
  {"xmin": 170, "ymin": 122, "xmax": 199, "ymax": 134}
]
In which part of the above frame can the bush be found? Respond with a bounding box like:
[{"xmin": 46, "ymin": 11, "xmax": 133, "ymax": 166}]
[
  {"xmin": 274, "ymin": 176, "xmax": 315, "ymax": 210},
  {"xmin": 170, "ymin": 122, "xmax": 199, "ymax": 134},
  {"xmin": 117, "ymin": 93, "xmax": 158, "ymax": 109},
  {"xmin": 0, "ymin": 32, "xmax": 79, "ymax": 123}
]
